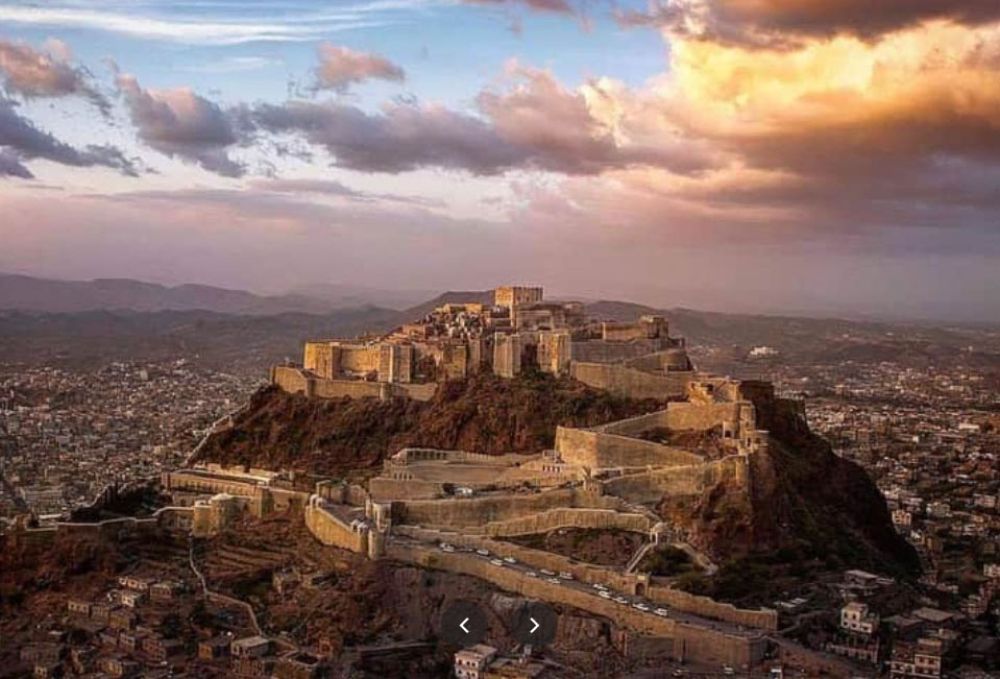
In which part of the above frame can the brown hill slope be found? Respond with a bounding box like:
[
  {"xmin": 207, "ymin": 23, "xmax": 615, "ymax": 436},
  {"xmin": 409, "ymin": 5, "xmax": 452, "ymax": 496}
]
[
  {"xmin": 666, "ymin": 395, "xmax": 920, "ymax": 578},
  {"xmin": 197, "ymin": 372, "xmax": 918, "ymax": 578},
  {"xmin": 195, "ymin": 371, "xmax": 664, "ymax": 478}
]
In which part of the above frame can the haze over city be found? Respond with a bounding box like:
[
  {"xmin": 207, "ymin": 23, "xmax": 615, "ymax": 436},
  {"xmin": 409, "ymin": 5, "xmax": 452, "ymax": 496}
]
[{"xmin": 1, "ymin": 0, "xmax": 998, "ymax": 321}]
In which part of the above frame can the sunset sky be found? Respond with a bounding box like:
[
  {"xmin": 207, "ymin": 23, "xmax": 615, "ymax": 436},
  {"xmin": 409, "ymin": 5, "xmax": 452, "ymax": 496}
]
[{"xmin": 1, "ymin": 0, "xmax": 998, "ymax": 320}]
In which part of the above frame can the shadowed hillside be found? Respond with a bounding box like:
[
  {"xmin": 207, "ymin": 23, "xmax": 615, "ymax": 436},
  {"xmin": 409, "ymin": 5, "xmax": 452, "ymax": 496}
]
[{"xmin": 195, "ymin": 371, "xmax": 664, "ymax": 478}]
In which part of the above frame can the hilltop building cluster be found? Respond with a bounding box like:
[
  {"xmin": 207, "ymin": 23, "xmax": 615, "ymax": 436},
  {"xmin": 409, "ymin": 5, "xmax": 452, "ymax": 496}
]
[{"xmin": 271, "ymin": 286, "xmax": 693, "ymax": 402}]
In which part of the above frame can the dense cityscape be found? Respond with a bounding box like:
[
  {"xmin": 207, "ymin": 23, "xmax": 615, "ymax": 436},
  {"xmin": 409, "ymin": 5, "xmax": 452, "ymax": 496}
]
[{"xmin": 0, "ymin": 362, "xmax": 259, "ymax": 521}]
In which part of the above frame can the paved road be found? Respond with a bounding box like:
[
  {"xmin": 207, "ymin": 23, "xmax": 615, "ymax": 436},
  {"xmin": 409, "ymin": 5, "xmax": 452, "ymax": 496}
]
[{"xmin": 391, "ymin": 533, "xmax": 760, "ymax": 639}]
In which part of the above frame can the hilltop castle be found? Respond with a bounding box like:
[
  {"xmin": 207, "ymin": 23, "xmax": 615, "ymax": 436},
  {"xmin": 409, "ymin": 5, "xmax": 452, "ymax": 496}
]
[{"xmin": 271, "ymin": 285, "xmax": 695, "ymax": 402}]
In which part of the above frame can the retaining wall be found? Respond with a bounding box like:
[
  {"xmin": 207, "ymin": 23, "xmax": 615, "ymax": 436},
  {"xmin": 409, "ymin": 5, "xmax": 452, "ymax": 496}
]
[
  {"xmin": 481, "ymin": 508, "xmax": 655, "ymax": 537},
  {"xmin": 304, "ymin": 503, "xmax": 367, "ymax": 554},
  {"xmin": 555, "ymin": 426, "xmax": 703, "ymax": 469},
  {"xmin": 600, "ymin": 456, "xmax": 748, "ymax": 504},
  {"xmin": 385, "ymin": 541, "xmax": 766, "ymax": 667},
  {"xmin": 570, "ymin": 362, "xmax": 691, "ymax": 400},
  {"xmin": 395, "ymin": 488, "xmax": 624, "ymax": 528}
]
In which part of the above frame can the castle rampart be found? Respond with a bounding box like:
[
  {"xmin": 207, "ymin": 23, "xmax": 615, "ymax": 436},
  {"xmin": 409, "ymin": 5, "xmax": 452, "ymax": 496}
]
[
  {"xmin": 569, "ymin": 361, "xmax": 691, "ymax": 400},
  {"xmin": 383, "ymin": 540, "xmax": 769, "ymax": 667},
  {"xmin": 480, "ymin": 507, "xmax": 655, "ymax": 537},
  {"xmin": 554, "ymin": 425, "xmax": 704, "ymax": 470},
  {"xmin": 600, "ymin": 456, "xmax": 748, "ymax": 504}
]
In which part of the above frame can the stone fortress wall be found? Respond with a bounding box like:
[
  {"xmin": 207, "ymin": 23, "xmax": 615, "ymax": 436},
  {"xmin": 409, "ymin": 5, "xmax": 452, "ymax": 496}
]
[
  {"xmin": 480, "ymin": 507, "xmax": 655, "ymax": 538},
  {"xmin": 390, "ymin": 525, "xmax": 778, "ymax": 633},
  {"xmin": 385, "ymin": 540, "xmax": 769, "ymax": 667},
  {"xmin": 369, "ymin": 447, "xmax": 584, "ymax": 501},
  {"xmin": 554, "ymin": 425, "xmax": 703, "ymax": 470},
  {"xmin": 271, "ymin": 365, "xmax": 437, "ymax": 402},
  {"xmin": 569, "ymin": 361, "xmax": 691, "ymax": 401}
]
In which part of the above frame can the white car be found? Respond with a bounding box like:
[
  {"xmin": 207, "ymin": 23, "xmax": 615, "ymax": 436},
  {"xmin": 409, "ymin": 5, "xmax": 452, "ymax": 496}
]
[
  {"xmin": 540, "ymin": 569, "xmax": 556, "ymax": 576},
  {"xmin": 439, "ymin": 543, "xmax": 455, "ymax": 552},
  {"xmin": 613, "ymin": 596, "xmax": 628, "ymax": 604},
  {"xmin": 503, "ymin": 556, "xmax": 516, "ymax": 564},
  {"xmin": 598, "ymin": 591, "xmax": 612, "ymax": 599},
  {"xmin": 632, "ymin": 603, "xmax": 650, "ymax": 612},
  {"xmin": 654, "ymin": 608, "xmax": 669, "ymax": 617},
  {"xmin": 476, "ymin": 548, "xmax": 490, "ymax": 557},
  {"xmin": 525, "ymin": 571, "xmax": 538, "ymax": 578},
  {"xmin": 591, "ymin": 583, "xmax": 606, "ymax": 591},
  {"xmin": 546, "ymin": 577, "xmax": 562, "ymax": 585},
  {"xmin": 558, "ymin": 572, "xmax": 574, "ymax": 580},
  {"xmin": 490, "ymin": 558, "xmax": 504, "ymax": 567}
]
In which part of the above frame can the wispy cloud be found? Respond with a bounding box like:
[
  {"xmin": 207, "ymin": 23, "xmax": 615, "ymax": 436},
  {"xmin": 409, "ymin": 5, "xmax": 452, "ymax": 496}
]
[
  {"xmin": 182, "ymin": 56, "xmax": 284, "ymax": 74},
  {"xmin": 0, "ymin": 1, "xmax": 438, "ymax": 45}
]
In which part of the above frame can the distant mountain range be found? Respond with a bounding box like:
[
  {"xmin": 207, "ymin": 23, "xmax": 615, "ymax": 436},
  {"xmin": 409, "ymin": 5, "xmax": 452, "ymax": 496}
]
[
  {"xmin": 0, "ymin": 274, "xmax": 433, "ymax": 315},
  {"xmin": 1, "ymin": 275, "xmax": 998, "ymax": 375}
]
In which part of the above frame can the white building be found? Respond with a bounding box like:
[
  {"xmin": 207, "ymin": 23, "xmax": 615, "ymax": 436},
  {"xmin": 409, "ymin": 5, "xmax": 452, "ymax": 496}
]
[
  {"xmin": 841, "ymin": 602, "xmax": 879, "ymax": 636},
  {"xmin": 454, "ymin": 644, "xmax": 497, "ymax": 679}
]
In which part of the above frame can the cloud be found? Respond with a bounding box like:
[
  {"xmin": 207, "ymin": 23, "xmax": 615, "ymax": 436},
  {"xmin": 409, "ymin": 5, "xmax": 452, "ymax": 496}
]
[
  {"xmin": 0, "ymin": 147, "xmax": 32, "ymax": 178},
  {"xmin": 253, "ymin": 99, "xmax": 526, "ymax": 174},
  {"xmin": 0, "ymin": 4, "xmax": 401, "ymax": 46},
  {"xmin": 504, "ymin": 18, "xmax": 1000, "ymax": 246},
  {"xmin": 251, "ymin": 64, "xmax": 714, "ymax": 177},
  {"xmin": 0, "ymin": 38, "xmax": 109, "ymax": 112},
  {"xmin": 253, "ymin": 177, "xmax": 445, "ymax": 207},
  {"xmin": 0, "ymin": 97, "xmax": 137, "ymax": 175},
  {"xmin": 183, "ymin": 56, "xmax": 284, "ymax": 74},
  {"xmin": 477, "ymin": 61, "xmax": 715, "ymax": 174},
  {"xmin": 314, "ymin": 43, "xmax": 405, "ymax": 92},
  {"xmin": 465, "ymin": 0, "xmax": 575, "ymax": 14},
  {"xmin": 618, "ymin": 0, "xmax": 1000, "ymax": 45},
  {"xmin": 116, "ymin": 73, "xmax": 244, "ymax": 177}
]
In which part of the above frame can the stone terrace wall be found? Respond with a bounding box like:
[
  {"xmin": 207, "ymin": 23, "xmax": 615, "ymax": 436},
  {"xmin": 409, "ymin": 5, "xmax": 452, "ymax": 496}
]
[
  {"xmin": 481, "ymin": 508, "xmax": 655, "ymax": 537},
  {"xmin": 273, "ymin": 366, "xmax": 438, "ymax": 402},
  {"xmin": 570, "ymin": 362, "xmax": 691, "ymax": 401},
  {"xmin": 312, "ymin": 378, "xmax": 386, "ymax": 400},
  {"xmin": 304, "ymin": 503, "xmax": 367, "ymax": 554},
  {"xmin": 593, "ymin": 410, "xmax": 671, "ymax": 436},
  {"xmin": 647, "ymin": 584, "xmax": 778, "ymax": 632},
  {"xmin": 395, "ymin": 487, "xmax": 628, "ymax": 528},
  {"xmin": 570, "ymin": 340, "xmax": 666, "ymax": 365},
  {"xmin": 664, "ymin": 402, "xmax": 740, "ymax": 431},
  {"xmin": 385, "ymin": 541, "xmax": 766, "ymax": 667},
  {"xmin": 555, "ymin": 426, "xmax": 703, "ymax": 469},
  {"xmin": 272, "ymin": 365, "xmax": 310, "ymax": 395},
  {"xmin": 392, "ymin": 527, "xmax": 775, "ymax": 634},
  {"xmin": 601, "ymin": 456, "xmax": 748, "ymax": 505}
]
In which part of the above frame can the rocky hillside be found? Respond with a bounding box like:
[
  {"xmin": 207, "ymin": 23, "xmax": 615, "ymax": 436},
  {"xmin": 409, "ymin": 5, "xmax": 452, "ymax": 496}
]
[
  {"xmin": 195, "ymin": 371, "xmax": 664, "ymax": 478},
  {"xmin": 663, "ymin": 394, "xmax": 921, "ymax": 586},
  {"xmin": 198, "ymin": 371, "xmax": 919, "ymax": 579}
]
